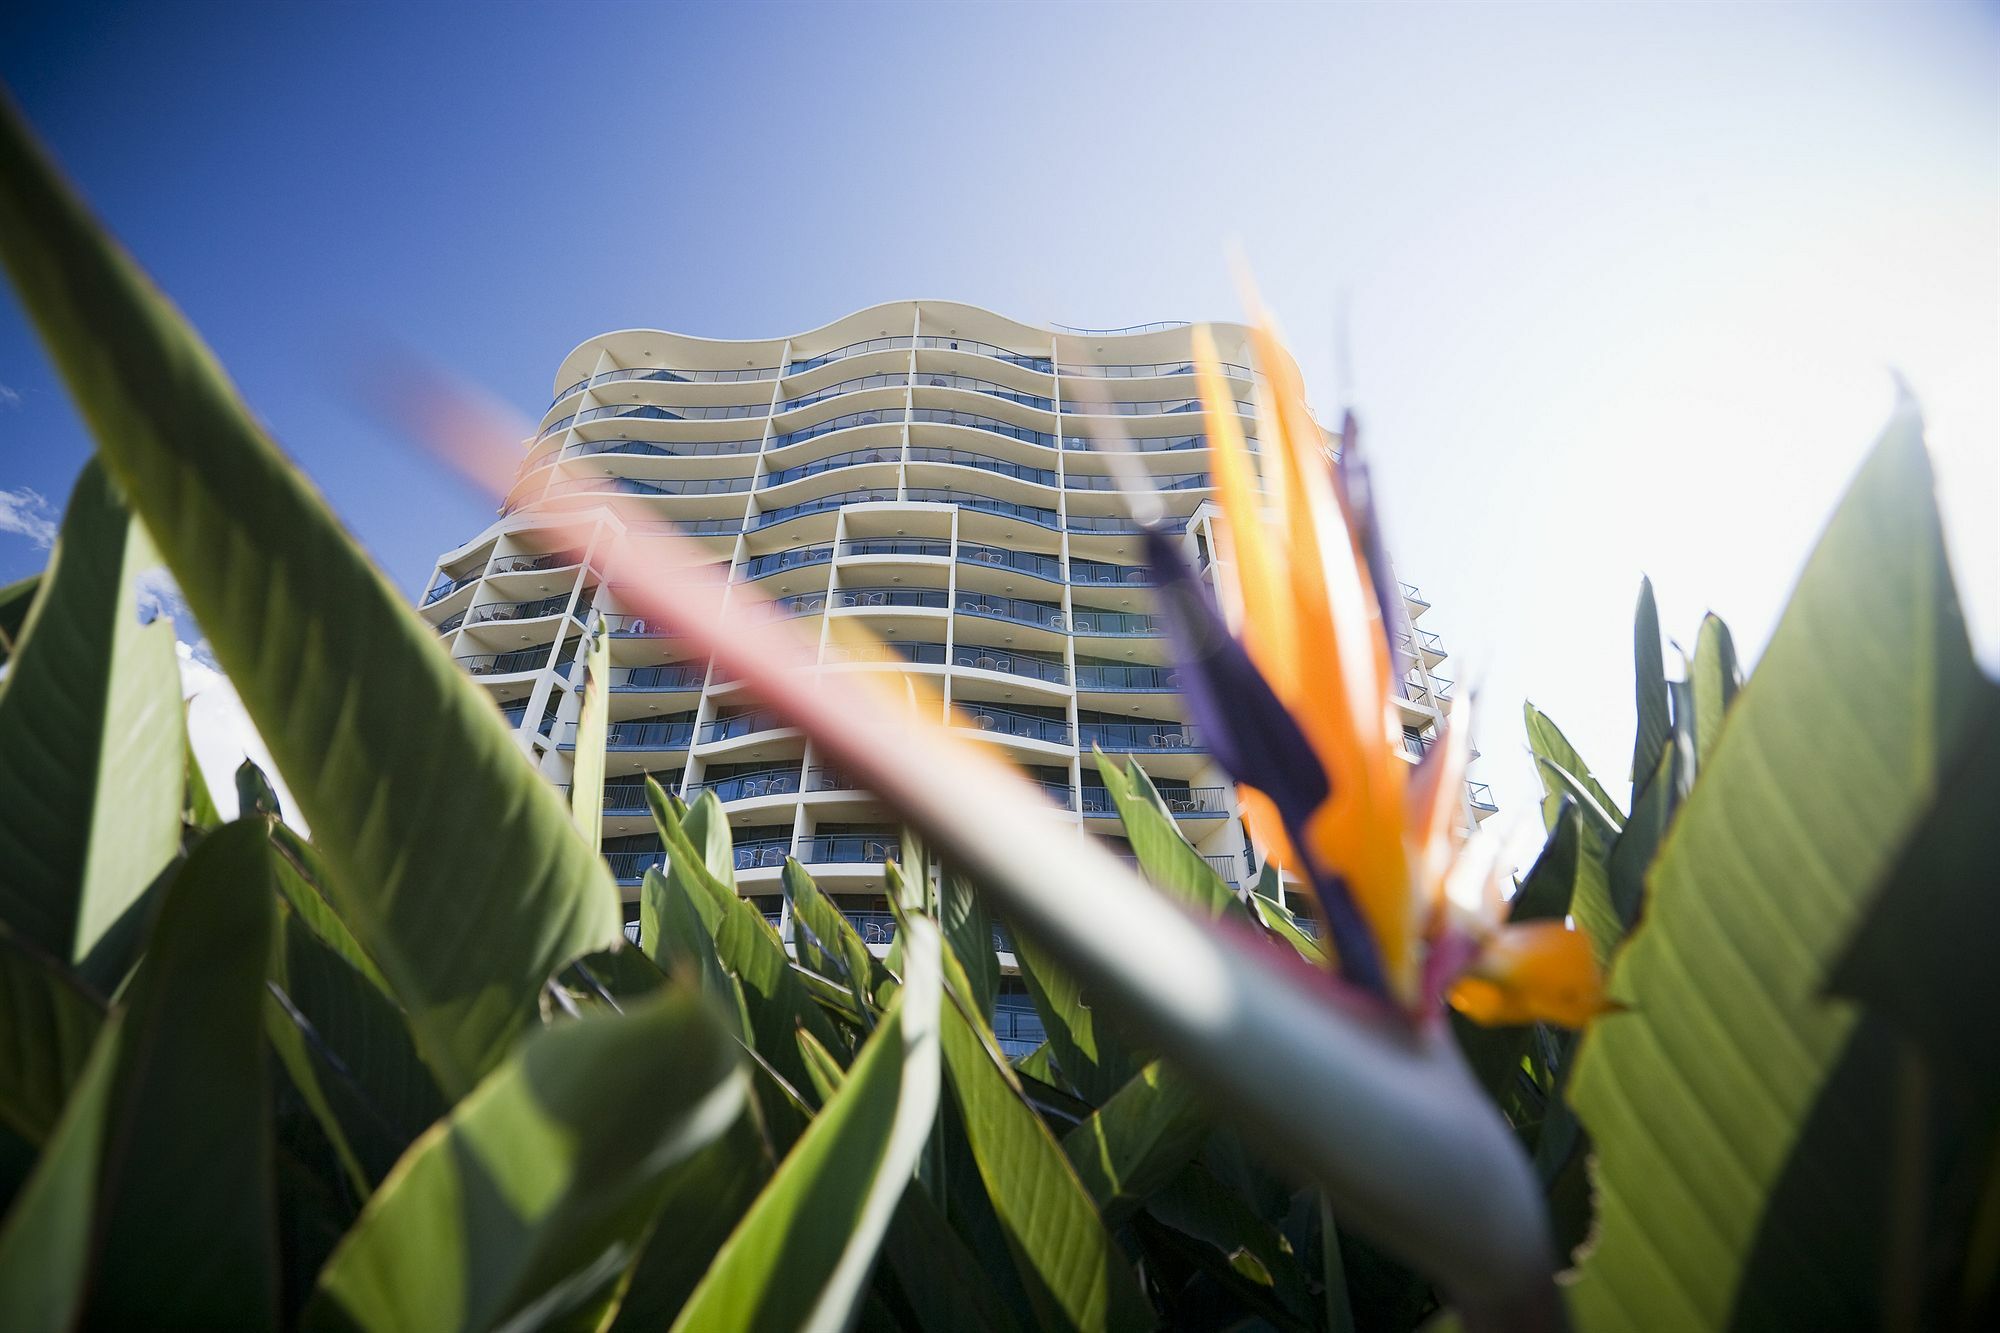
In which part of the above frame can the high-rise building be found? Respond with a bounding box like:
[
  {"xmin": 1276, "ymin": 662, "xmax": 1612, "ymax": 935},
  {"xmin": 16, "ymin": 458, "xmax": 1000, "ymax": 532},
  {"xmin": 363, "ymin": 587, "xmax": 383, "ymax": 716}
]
[{"xmin": 417, "ymin": 302, "xmax": 1491, "ymax": 1026}]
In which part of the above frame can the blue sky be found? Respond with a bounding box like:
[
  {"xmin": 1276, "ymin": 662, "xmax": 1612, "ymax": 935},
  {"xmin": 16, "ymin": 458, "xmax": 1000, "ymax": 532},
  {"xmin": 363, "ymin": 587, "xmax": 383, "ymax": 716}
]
[{"xmin": 1, "ymin": 0, "xmax": 1994, "ymax": 830}]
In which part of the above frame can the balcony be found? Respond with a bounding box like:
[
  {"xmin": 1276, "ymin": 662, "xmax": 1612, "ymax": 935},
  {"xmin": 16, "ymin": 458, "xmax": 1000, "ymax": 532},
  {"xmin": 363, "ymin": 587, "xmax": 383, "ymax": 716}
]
[
  {"xmin": 908, "ymin": 408, "xmax": 1058, "ymax": 449},
  {"xmin": 601, "ymin": 614, "xmax": 675, "ymax": 638},
  {"xmin": 1058, "ymin": 357, "xmax": 1251, "ymax": 380},
  {"xmin": 914, "ymin": 335, "xmax": 1052, "ymax": 374},
  {"xmin": 821, "ymin": 640, "xmax": 947, "ymax": 668},
  {"xmin": 901, "ymin": 488, "xmax": 1060, "ymax": 529},
  {"xmin": 1060, "ymin": 431, "xmax": 1218, "ymax": 454},
  {"xmin": 796, "ymin": 836, "xmax": 894, "ymax": 866},
  {"xmin": 768, "ymin": 409, "xmax": 903, "ymax": 451},
  {"xmin": 951, "ymin": 646, "xmax": 1068, "ymax": 686},
  {"xmin": 1059, "ymin": 394, "xmax": 1247, "ymax": 418},
  {"xmin": 488, "ymin": 551, "xmax": 583, "ymax": 576},
  {"xmin": 558, "ymin": 437, "xmax": 761, "ymax": 463},
  {"xmin": 1468, "ymin": 782, "xmax": 1498, "ymax": 814},
  {"xmin": 697, "ymin": 711, "xmax": 786, "ymax": 744},
  {"xmin": 601, "ymin": 781, "xmax": 656, "ymax": 815},
  {"xmin": 787, "ymin": 335, "xmax": 915, "ymax": 375},
  {"xmin": 733, "ymin": 840, "xmax": 793, "ymax": 872},
  {"xmin": 611, "ymin": 664, "xmax": 704, "ymax": 691},
  {"xmin": 916, "ymin": 372, "xmax": 1055, "ymax": 412},
  {"xmin": 423, "ymin": 571, "xmax": 477, "ymax": 605},
  {"xmin": 1068, "ymin": 558, "xmax": 1151, "ymax": 588},
  {"xmin": 458, "ymin": 647, "xmax": 554, "ymax": 676},
  {"xmin": 1069, "ymin": 608, "xmax": 1159, "ymax": 637},
  {"xmin": 1080, "ymin": 785, "xmax": 1228, "ymax": 816},
  {"xmin": 771, "ymin": 591, "xmax": 826, "ymax": 617},
  {"xmin": 775, "ymin": 372, "xmax": 908, "ymax": 415},
  {"xmin": 842, "ymin": 537, "xmax": 950, "ymax": 560},
  {"xmin": 957, "ymin": 705, "xmax": 1072, "ymax": 746},
  {"xmin": 738, "ymin": 545, "xmax": 834, "ymax": 580},
  {"xmin": 957, "ymin": 543, "xmax": 1062, "ymax": 581},
  {"xmin": 840, "ymin": 909, "xmax": 1016, "ymax": 952},
  {"xmin": 687, "ymin": 768, "xmax": 803, "ymax": 804},
  {"xmin": 1079, "ymin": 719, "xmax": 1200, "ymax": 752},
  {"xmin": 1064, "ymin": 513, "xmax": 1187, "ymax": 536},
  {"xmin": 906, "ymin": 446, "xmax": 1058, "ymax": 488},
  {"xmin": 1075, "ymin": 663, "xmax": 1179, "ymax": 691},
  {"xmin": 435, "ymin": 611, "xmax": 466, "ymax": 635},
  {"xmin": 606, "ymin": 850, "xmax": 663, "ymax": 885},
  {"xmin": 1066, "ymin": 470, "xmax": 1211, "ymax": 493},
  {"xmin": 834, "ymin": 586, "xmax": 949, "ymax": 612},
  {"xmin": 760, "ymin": 446, "xmax": 901, "ymax": 489},
  {"xmin": 955, "ymin": 591, "xmax": 1065, "ymax": 631},
  {"xmin": 551, "ymin": 363, "xmax": 780, "ymax": 408},
  {"xmin": 468, "ymin": 593, "xmax": 575, "ymax": 626},
  {"xmin": 592, "ymin": 719, "xmax": 694, "ymax": 751},
  {"xmin": 748, "ymin": 489, "xmax": 901, "ymax": 530}
]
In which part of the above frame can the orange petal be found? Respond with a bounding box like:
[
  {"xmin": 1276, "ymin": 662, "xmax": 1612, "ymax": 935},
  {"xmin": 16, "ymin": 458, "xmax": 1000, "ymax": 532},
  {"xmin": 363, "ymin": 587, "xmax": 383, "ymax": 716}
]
[{"xmin": 1447, "ymin": 922, "xmax": 1606, "ymax": 1029}]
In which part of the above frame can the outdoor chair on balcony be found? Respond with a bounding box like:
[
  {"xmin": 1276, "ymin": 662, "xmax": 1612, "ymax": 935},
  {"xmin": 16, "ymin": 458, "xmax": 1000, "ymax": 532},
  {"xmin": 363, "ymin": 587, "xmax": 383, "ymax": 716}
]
[{"xmin": 973, "ymin": 656, "xmax": 997, "ymax": 672}]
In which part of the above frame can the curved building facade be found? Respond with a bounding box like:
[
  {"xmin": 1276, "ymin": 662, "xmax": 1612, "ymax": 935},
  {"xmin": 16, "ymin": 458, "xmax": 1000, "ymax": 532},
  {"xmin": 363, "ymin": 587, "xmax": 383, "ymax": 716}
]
[{"xmin": 417, "ymin": 301, "xmax": 1490, "ymax": 954}]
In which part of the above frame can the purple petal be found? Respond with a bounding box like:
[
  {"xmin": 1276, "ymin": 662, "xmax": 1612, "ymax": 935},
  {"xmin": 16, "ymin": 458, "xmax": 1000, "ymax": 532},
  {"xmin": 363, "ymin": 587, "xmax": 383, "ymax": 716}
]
[{"xmin": 1334, "ymin": 415, "xmax": 1413, "ymax": 686}]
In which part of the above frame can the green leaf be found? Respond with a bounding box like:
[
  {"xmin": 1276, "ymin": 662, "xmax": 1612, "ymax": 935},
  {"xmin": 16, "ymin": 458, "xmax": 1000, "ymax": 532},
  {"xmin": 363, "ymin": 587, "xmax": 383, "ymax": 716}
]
[
  {"xmin": 1093, "ymin": 751, "xmax": 1239, "ymax": 918},
  {"xmin": 882, "ymin": 1184, "xmax": 1027, "ymax": 1333},
  {"xmin": 571, "ymin": 620, "xmax": 609, "ymax": 851},
  {"xmin": 0, "ymin": 571, "xmax": 39, "ymax": 664},
  {"xmin": 1828, "ymin": 687, "xmax": 2000, "ymax": 1100},
  {"xmin": 0, "ymin": 820, "xmax": 283, "ymax": 1329},
  {"xmin": 1603, "ymin": 741, "xmax": 1676, "ymax": 937},
  {"xmin": 1524, "ymin": 701, "xmax": 1623, "ymax": 838},
  {"xmin": 1247, "ymin": 891, "xmax": 1328, "ymax": 963},
  {"xmin": 940, "ymin": 862, "xmax": 1001, "ymax": 1021},
  {"xmin": 0, "ymin": 1010, "xmax": 119, "ymax": 1333},
  {"xmin": 0, "ymin": 927, "xmax": 105, "ymax": 1145},
  {"xmin": 785, "ymin": 857, "xmax": 890, "ymax": 1027},
  {"xmin": 182, "ymin": 726, "xmax": 222, "ymax": 831},
  {"xmin": 1630, "ymin": 576, "xmax": 1670, "ymax": 788},
  {"xmin": 0, "ymin": 460, "xmax": 180, "ymax": 983},
  {"xmin": 670, "ymin": 919, "xmax": 942, "ymax": 1333},
  {"xmin": 1007, "ymin": 917, "xmax": 1147, "ymax": 1109},
  {"xmin": 0, "ymin": 102, "xmax": 621, "ymax": 1098},
  {"xmin": 1062, "ymin": 1060, "xmax": 1209, "ymax": 1227},
  {"xmin": 1563, "ymin": 407, "xmax": 1983, "ymax": 1330},
  {"xmin": 603, "ymin": 1110, "xmax": 768, "ymax": 1332},
  {"xmin": 269, "ymin": 823, "xmax": 394, "ymax": 997},
  {"xmin": 1689, "ymin": 612, "xmax": 1741, "ymax": 769},
  {"xmin": 306, "ymin": 985, "xmax": 747, "ymax": 1333},
  {"xmin": 1142, "ymin": 1163, "xmax": 1312, "ymax": 1324},
  {"xmin": 936, "ymin": 938, "xmax": 1153, "ymax": 1331}
]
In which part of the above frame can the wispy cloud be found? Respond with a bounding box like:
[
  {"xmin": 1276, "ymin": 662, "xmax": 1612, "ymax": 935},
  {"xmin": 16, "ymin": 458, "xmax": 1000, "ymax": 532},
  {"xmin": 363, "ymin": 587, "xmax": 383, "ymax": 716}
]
[
  {"xmin": 0, "ymin": 487, "xmax": 57, "ymax": 549},
  {"xmin": 0, "ymin": 384, "xmax": 20, "ymax": 409}
]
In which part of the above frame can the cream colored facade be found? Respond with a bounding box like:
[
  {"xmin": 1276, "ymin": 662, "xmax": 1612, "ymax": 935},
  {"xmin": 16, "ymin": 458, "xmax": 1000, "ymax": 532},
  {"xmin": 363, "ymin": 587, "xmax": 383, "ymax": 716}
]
[{"xmin": 416, "ymin": 301, "xmax": 1489, "ymax": 951}]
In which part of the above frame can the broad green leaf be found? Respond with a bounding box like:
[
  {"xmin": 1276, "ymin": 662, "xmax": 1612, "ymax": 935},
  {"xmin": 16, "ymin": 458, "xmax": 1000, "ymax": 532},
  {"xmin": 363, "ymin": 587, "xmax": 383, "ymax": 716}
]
[
  {"xmin": 1690, "ymin": 611, "xmax": 1741, "ymax": 768},
  {"xmin": 1143, "ymin": 1163, "xmax": 1312, "ymax": 1324},
  {"xmin": 1524, "ymin": 701, "xmax": 1622, "ymax": 838},
  {"xmin": 570, "ymin": 619, "xmax": 609, "ymax": 851},
  {"xmin": 1093, "ymin": 751, "xmax": 1239, "ymax": 918},
  {"xmin": 786, "ymin": 857, "xmax": 890, "ymax": 1026},
  {"xmin": 671, "ymin": 919, "xmax": 942, "ymax": 1333},
  {"xmin": 1563, "ymin": 408, "xmax": 1982, "ymax": 1330},
  {"xmin": 647, "ymin": 790, "xmax": 846, "ymax": 1102},
  {"xmin": 53, "ymin": 820, "xmax": 279, "ymax": 1328},
  {"xmin": 1629, "ymin": 576, "xmax": 1670, "ymax": 787},
  {"xmin": 0, "ymin": 104, "xmax": 621, "ymax": 1097},
  {"xmin": 1007, "ymin": 918, "xmax": 1147, "ymax": 1108},
  {"xmin": 0, "ymin": 571, "xmax": 39, "ymax": 663},
  {"xmin": 306, "ymin": 986, "xmax": 747, "ymax": 1333},
  {"xmin": 1602, "ymin": 742, "xmax": 1676, "ymax": 937},
  {"xmin": 641, "ymin": 868, "xmax": 748, "ymax": 1040},
  {"xmin": 678, "ymin": 788, "xmax": 738, "ymax": 889},
  {"xmin": 0, "ymin": 1012, "xmax": 119, "ymax": 1333},
  {"xmin": 0, "ymin": 928, "xmax": 104, "ymax": 1145},
  {"xmin": 1063, "ymin": 1060, "xmax": 1209, "ymax": 1227},
  {"xmin": 0, "ymin": 460, "xmax": 180, "ymax": 983},
  {"xmin": 269, "ymin": 823, "xmax": 394, "ymax": 996},
  {"xmin": 882, "ymin": 1183, "xmax": 1026, "ymax": 1333},
  {"xmin": 604, "ymin": 1110, "xmax": 769, "ymax": 1332},
  {"xmin": 237, "ymin": 755, "xmax": 285, "ymax": 820},
  {"xmin": 1014, "ymin": 1040, "xmax": 1061, "ymax": 1083},
  {"xmin": 936, "ymin": 939, "xmax": 1152, "ymax": 1331},
  {"xmin": 1828, "ymin": 687, "xmax": 2000, "ymax": 1100},
  {"xmin": 267, "ymin": 878, "xmax": 448, "ymax": 1191},
  {"xmin": 940, "ymin": 862, "xmax": 1000, "ymax": 1020},
  {"xmin": 1247, "ymin": 891, "xmax": 1328, "ymax": 963},
  {"xmin": 182, "ymin": 726, "xmax": 222, "ymax": 830}
]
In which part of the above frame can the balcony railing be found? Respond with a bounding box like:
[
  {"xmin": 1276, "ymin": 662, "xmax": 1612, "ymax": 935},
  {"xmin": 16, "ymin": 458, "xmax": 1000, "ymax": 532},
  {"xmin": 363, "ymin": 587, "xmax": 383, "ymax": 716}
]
[
  {"xmin": 1075, "ymin": 663, "xmax": 1179, "ymax": 691},
  {"xmin": 606, "ymin": 851, "xmax": 663, "ymax": 884},
  {"xmin": 955, "ymin": 591, "xmax": 1065, "ymax": 631},
  {"xmin": 775, "ymin": 372, "xmax": 908, "ymax": 415},
  {"xmin": 1068, "ymin": 559, "xmax": 1152, "ymax": 588},
  {"xmin": 748, "ymin": 490, "xmax": 900, "ymax": 530},
  {"xmin": 458, "ymin": 647, "xmax": 553, "ymax": 676},
  {"xmin": 1061, "ymin": 431, "xmax": 1231, "ymax": 454},
  {"xmin": 906, "ymin": 446, "xmax": 1058, "ymax": 488},
  {"xmin": 908, "ymin": 408, "xmax": 1058, "ymax": 449},
  {"xmin": 601, "ymin": 614, "xmax": 674, "ymax": 637},
  {"xmin": 821, "ymin": 640, "xmax": 948, "ymax": 668},
  {"xmin": 435, "ymin": 611, "xmax": 466, "ymax": 635},
  {"xmin": 1079, "ymin": 720, "xmax": 1201, "ymax": 752},
  {"xmin": 1080, "ymin": 785, "xmax": 1227, "ymax": 816},
  {"xmin": 538, "ymin": 475, "xmax": 750, "ymax": 502},
  {"xmin": 834, "ymin": 587, "xmax": 949, "ymax": 612},
  {"xmin": 768, "ymin": 409, "xmax": 903, "ymax": 450},
  {"xmin": 902, "ymin": 488, "xmax": 1060, "ymax": 529},
  {"xmin": 687, "ymin": 768, "xmax": 803, "ymax": 803},
  {"xmin": 601, "ymin": 782, "xmax": 655, "ymax": 814},
  {"xmin": 788, "ymin": 335, "xmax": 916, "ymax": 374},
  {"xmin": 1468, "ymin": 782, "xmax": 1498, "ymax": 812},
  {"xmin": 840, "ymin": 909, "xmax": 1018, "ymax": 952},
  {"xmin": 915, "ymin": 373, "xmax": 1055, "ymax": 412},
  {"xmin": 1058, "ymin": 357, "xmax": 1252, "ymax": 380},
  {"xmin": 558, "ymin": 436, "xmax": 761, "ymax": 462},
  {"xmin": 488, "ymin": 551, "xmax": 583, "ymax": 576},
  {"xmin": 759, "ymin": 446, "xmax": 901, "ymax": 489},
  {"xmin": 733, "ymin": 840, "xmax": 793, "ymax": 872},
  {"xmin": 952, "ymin": 647, "xmax": 1068, "ymax": 685},
  {"xmin": 957, "ymin": 705, "xmax": 1073, "ymax": 746},
  {"xmin": 806, "ymin": 766, "xmax": 858, "ymax": 792},
  {"xmin": 1060, "ymin": 395, "xmax": 1248, "ymax": 417},
  {"xmin": 957, "ymin": 543, "xmax": 1062, "ymax": 581},
  {"xmin": 842, "ymin": 537, "xmax": 950, "ymax": 560},
  {"xmin": 1069, "ymin": 608, "xmax": 1159, "ymax": 636},
  {"xmin": 696, "ymin": 711, "xmax": 785, "ymax": 744},
  {"xmin": 1065, "ymin": 470, "xmax": 1211, "ymax": 493},
  {"xmin": 913, "ymin": 335, "xmax": 1053, "ymax": 373},
  {"xmin": 771, "ymin": 592, "xmax": 826, "ymax": 617},
  {"xmin": 596, "ymin": 720, "xmax": 694, "ymax": 751},
  {"xmin": 551, "ymin": 363, "xmax": 780, "ymax": 407},
  {"xmin": 423, "ymin": 571, "xmax": 476, "ymax": 605},
  {"xmin": 611, "ymin": 664, "xmax": 705, "ymax": 691},
  {"xmin": 468, "ymin": 593, "xmax": 575, "ymax": 625},
  {"xmin": 1064, "ymin": 513, "xmax": 1188, "ymax": 536},
  {"xmin": 738, "ymin": 545, "xmax": 834, "ymax": 580},
  {"xmin": 796, "ymin": 836, "xmax": 895, "ymax": 866}
]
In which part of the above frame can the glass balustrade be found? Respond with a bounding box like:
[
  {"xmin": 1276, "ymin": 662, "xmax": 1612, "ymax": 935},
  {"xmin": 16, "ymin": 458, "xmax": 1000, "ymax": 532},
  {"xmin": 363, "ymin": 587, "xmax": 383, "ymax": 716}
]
[
  {"xmin": 905, "ymin": 446, "xmax": 1057, "ymax": 488},
  {"xmin": 687, "ymin": 768, "xmax": 804, "ymax": 803},
  {"xmin": 600, "ymin": 614, "xmax": 674, "ymax": 636},
  {"xmin": 1065, "ymin": 470, "xmax": 1211, "ymax": 493},
  {"xmin": 912, "ymin": 373, "xmax": 1054, "ymax": 412},
  {"xmin": 1058, "ymin": 358, "xmax": 1251, "ymax": 380},
  {"xmin": 759, "ymin": 447, "xmax": 901, "ymax": 489},
  {"xmin": 435, "ymin": 611, "xmax": 466, "ymax": 635},
  {"xmin": 488, "ymin": 551, "xmax": 582, "ymax": 576},
  {"xmin": 956, "ymin": 705, "xmax": 1073, "ymax": 745},
  {"xmin": 913, "ymin": 335, "xmax": 1053, "ymax": 373},
  {"xmin": 957, "ymin": 543, "xmax": 1062, "ymax": 580},
  {"xmin": 423, "ymin": 571, "xmax": 475, "ymax": 604},
  {"xmin": 901, "ymin": 489, "xmax": 1059, "ymax": 529},
  {"xmin": 468, "ymin": 593, "xmax": 575, "ymax": 625},
  {"xmin": 954, "ymin": 591, "xmax": 1065, "ymax": 630},
  {"xmin": 840, "ymin": 537, "xmax": 950, "ymax": 560},
  {"xmin": 833, "ymin": 587, "xmax": 949, "ymax": 611},
  {"xmin": 1075, "ymin": 663, "xmax": 1179, "ymax": 690},
  {"xmin": 1077, "ymin": 719, "xmax": 1201, "ymax": 751},
  {"xmin": 611, "ymin": 664, "xmax": 705, "ymax": 691},
  {"xmin": 787, "ymin": 336, "xmax": 915, "ymax": 374},
  {"xmin": 559, "ymin": 437, "xmax": 761, "ymax": 462},
  {"xmin": 951, "ymin": 647, "xmax": 1068, "ymax": 684},
  {"xmin": 458, "ymin": 647, "xmax": 554, "ymax": 676},
  {"xmin": 697, "ymin": 711, "xmax": 784, "ymax": 744},
  {"xmin": 775, "ymin": 372, "xmax": 908, "ymax": 415},
  {"xmin": 732, "ymin": 840, "xmax": 793, "ymax": 871},
  {"xmin": 1068, "ymin": 559, "xmax": 1152, "ymax": 587},
  {"xmin": 596, "ymin": 719, "xmax": 695, "ymax": 750},
  {"xmin": 908, "ymin": 408, "xmax": 1059, "ymax": 448},
  {"xmin": 747, "ymin": 490, "xmax": 901, "ymax": 529},
  {"xmin": 738, "ymin": 546, "xmax": 834, "ymax": 579},
  {"xmin": 796, "ymin": 836, "xmax": 895, "ymax": 865},
  {"xmin": 1069, "ymin": 608, "xmax": 1159, "ymax": 636}
]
